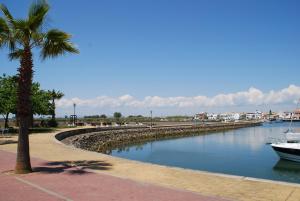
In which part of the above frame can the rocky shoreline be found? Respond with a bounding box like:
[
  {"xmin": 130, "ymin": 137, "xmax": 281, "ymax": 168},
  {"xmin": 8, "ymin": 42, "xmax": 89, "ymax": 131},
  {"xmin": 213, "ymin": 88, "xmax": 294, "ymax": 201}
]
[{"xmin": 60, "ymin": 121, "xmax": 262, "ymax": 154}]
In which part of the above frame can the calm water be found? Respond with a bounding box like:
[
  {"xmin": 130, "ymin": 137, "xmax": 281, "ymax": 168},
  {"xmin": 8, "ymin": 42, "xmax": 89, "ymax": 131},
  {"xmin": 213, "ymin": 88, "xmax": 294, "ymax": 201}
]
[{"xmin": 111, "ymin": 122, "xmax": 300, "ymax": 184}]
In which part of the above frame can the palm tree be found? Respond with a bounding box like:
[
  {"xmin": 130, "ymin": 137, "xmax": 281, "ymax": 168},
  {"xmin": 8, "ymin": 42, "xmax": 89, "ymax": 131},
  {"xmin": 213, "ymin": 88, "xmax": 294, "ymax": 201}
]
[
  {"xmin": 49, "ymin": 89, "xmax": 64, "ymax": 121},
  {"xmin": 0, "ymin": 1, "xmax": 79, "ymax": 174}
]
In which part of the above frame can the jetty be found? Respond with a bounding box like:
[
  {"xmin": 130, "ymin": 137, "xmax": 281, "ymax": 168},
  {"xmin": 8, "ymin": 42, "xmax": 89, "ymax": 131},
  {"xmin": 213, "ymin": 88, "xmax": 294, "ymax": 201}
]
[{"xmin": 58, "ymin": 121, "xmax": 261, "ymax": 153}]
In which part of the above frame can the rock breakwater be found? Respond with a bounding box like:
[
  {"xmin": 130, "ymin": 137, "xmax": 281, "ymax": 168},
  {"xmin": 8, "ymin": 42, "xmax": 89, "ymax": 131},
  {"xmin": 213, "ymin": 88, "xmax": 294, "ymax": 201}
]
[{"xmin": 59, "ymin": 122, "xmax": 262, "ymax": 154}]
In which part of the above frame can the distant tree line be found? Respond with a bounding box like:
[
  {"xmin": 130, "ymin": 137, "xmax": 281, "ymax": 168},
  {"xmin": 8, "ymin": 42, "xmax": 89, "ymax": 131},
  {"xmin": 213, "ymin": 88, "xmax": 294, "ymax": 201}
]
[{"xmin": 80, "ymin": 113, "xmax": 192, "ymax": 125}]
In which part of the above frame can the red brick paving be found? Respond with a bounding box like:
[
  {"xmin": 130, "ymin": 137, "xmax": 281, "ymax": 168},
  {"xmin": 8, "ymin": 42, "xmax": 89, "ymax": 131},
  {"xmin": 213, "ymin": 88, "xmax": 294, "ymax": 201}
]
[
  {"xmin": 0, "ymin": 150, "xmax": 229, "ymax": 201},
  {"xmin": 0, "ymin": 174, "xmax": 61, "ymax": 201}
]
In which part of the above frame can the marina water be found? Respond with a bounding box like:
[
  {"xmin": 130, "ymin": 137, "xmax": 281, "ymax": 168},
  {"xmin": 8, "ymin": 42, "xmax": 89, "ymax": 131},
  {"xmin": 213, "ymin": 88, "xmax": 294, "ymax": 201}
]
[{"xmin": 111, "ymin": 122, "xmax": 300, "ymax": 184}]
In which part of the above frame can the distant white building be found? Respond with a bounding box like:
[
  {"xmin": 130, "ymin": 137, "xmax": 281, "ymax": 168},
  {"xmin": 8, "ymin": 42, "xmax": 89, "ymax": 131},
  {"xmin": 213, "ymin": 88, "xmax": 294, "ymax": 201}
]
[
  {"xmin": 232, "ymin": 113, "xmax": 240, "ymax": 121},
  {"xmin": 246, "ymin": 113, "xmax": 255, "ymax": 120},
  {"xmin": 207, "ymin": 113, "xmax": 218, "ymax": 121},
  {"xmin": 219, "ymin": 113, "xmax": 241, "ymax": 121},
  {"xmin": 280, "ymin": 110, "xmax": 300, "ymax": 120},
  {"xmin": 278, "ymin": 112, "xmax": 287, "ymax": 119},
  {"xmin": 246, "ymin": 110, "xmax": 262, "ymax": 120},
  {"xmin": 194, "ymin": 112, "xmax": 207, "ymax": 120},
  {"xmin": 219, "ymin": 113, "xmax": 230, "ymax": 121},
  {"xmin": 255, "ymin": 110, "xmax": 263, "ymax": 119}
]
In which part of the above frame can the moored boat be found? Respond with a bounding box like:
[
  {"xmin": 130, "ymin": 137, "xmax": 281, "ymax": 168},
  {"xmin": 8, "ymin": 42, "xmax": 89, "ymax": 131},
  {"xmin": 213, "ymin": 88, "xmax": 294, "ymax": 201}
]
[
  {"xmin": 286, "ymin": 132, "xmax": 300, "ymax": 142},
  {"xmin": 271, "ymin": 143, "xmax": 300, "ymax": 162}
]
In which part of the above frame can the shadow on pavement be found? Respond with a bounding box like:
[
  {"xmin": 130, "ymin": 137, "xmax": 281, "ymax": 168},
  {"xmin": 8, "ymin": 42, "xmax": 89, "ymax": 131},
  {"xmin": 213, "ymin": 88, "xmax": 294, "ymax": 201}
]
[
  {"xmin": 0, "ymin": 140, "xmax": 18, "ymax": 145},
  {"xmin": 33, "ymin": 160, "xmax": 112, "ymax": 175}
]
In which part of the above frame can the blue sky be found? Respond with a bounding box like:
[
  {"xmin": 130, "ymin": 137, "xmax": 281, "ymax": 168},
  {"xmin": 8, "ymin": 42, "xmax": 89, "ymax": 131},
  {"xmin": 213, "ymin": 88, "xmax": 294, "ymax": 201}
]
[{"xmin": 1, "ymin": 0, "xmax": 300, "ymax": 116}]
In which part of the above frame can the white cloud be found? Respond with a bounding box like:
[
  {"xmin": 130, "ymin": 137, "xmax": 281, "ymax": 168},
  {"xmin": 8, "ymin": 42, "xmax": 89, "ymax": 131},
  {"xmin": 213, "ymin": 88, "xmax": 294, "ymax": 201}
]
[{"xmin": 56, "ymin": 85, "xmax": 300, "ymax": 111}]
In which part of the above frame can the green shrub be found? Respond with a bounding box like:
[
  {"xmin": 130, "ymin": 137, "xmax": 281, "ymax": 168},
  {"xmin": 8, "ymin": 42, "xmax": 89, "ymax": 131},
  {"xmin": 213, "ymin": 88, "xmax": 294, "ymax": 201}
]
[{"xmin": 47, "ymin": 119, "xmax": 58, "ymax": 127}]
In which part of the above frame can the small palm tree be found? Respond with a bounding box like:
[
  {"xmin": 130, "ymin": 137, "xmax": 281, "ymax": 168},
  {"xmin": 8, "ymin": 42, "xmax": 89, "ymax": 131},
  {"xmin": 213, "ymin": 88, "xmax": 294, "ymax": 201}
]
[
  {"xmin": 0, "ymin": 0, "xmax": 79, "ymax": 174},
  {"xmin": 49, "ymin": 89, "xmax": 64, "ymax": 121}
]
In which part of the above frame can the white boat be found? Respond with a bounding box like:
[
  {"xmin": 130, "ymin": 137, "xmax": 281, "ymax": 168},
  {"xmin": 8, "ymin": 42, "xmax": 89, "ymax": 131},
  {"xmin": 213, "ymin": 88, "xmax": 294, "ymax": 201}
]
[
  {"xmin": 286, "ymin": 132, "xmax": 300, "ymax": 142},
  {"xmin": 285, "ymin": 102, "xmax": 300, "ymax": 142},
  {"xmin": 271, "ymin": 143, "xmax": 300, "ymax": 162}
]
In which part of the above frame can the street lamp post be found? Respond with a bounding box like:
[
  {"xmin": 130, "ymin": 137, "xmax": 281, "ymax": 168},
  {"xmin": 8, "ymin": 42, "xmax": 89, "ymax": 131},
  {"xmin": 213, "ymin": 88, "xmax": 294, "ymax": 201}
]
[
  {"xmin": 73, "ymin": 103, "xmax": 76, "ymax": 126},
  {"xmin": 150, "ymin": 110, "xmax": 153, "ymax": 129}
]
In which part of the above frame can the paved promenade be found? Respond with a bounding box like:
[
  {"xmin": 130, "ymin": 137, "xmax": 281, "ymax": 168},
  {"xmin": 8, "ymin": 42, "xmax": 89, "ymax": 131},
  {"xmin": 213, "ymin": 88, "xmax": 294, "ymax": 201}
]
[
  {"xmin": 1, "ymin": 128, "xmax": 300, "ymax": 201},
  {"xmin": 0, "ymin": 150, "xmax": 225, "ymax": 201}
]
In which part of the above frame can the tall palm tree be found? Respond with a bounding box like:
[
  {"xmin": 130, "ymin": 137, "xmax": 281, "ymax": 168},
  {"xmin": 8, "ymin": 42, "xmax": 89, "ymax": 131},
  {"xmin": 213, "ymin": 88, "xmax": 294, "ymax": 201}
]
[
  {"xmin": 0, "ymin": 1, "xmax": 79, "ymax": 174},
  {"xmin": 49, "ymin": 89, "xmax": 64, "ymax": 121}
]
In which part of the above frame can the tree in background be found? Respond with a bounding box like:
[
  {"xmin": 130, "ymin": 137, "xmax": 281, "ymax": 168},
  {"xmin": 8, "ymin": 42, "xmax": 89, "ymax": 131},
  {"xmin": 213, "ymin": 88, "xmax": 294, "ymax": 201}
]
[
  {"xmin": 48, "ymin": 89, "xmax": 64, "ymax": 127},
  {"xmin": 113, "ymin": 112, "xmax": 122, "ymax": 124},
  {"xmin": 0, "ymin": 1, "xmax": 78, "ymax": 174},
  {"xmin": 0, "ymin": 75, "xmax": 57, "ymax": 128},
  {"xmin": 100, "ymin": 114, "xmax": 107, "ymax": 119},
  {"xmin": 32, "ymin": 83, "xmax": 52, "ymax": 124},
  {"xmin": 0, "ymin": 74, "xmax": 17, "ymax": 128}
]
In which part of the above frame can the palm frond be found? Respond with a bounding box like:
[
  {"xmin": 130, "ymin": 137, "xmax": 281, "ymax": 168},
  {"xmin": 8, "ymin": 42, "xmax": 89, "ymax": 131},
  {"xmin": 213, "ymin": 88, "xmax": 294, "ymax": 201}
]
[
  {"xmin": 8, "ymin": 37, "xmax": 15, "ymax": 51},
  {"xmin": 48, "ymin": 89, "xmax": 64, "ymax": 99},
  {"xmin": 0, "ymin": 17, "xmax": 9, "ymax": 33},
  {"xmin": 0, "ymin": 4, "xmax": 14, "ymax": 26},
  {"xmin": 31, "ymin": 32, "xmax": 44, "ymax": 47},
  {"xmin": 41, "ymin": 29, "xmax": 79, "ymax": 60},
  {"xmin": 0, "ymin": 17, "xmax": 16, "ymax": 51},
  {"xmin": 13, "ymin": 19, "xmax": 29, "ymax": 31},
  {"xmin": 28, "ymin": 0, "xmax": 49, "ymax": 31},
  {"xmin": 0, "ymin": 17, "xmax": 9, "ymax": 48},
  {"xmin": 0, "ymin": 32, "xmax": 7, "ymax": 48},
  {"xmin": 13, "ymin": 19, "xmax": 30, "ymax": 45},
  {"xmin": 8, "ymin": 48, "xmax": 24, "ymax": 60}
]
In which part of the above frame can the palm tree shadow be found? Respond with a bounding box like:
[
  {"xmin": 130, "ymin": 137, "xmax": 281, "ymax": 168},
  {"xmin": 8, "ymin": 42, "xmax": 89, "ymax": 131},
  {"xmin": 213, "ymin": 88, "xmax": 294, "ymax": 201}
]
[
  {"xmin": 33, "ymin": 160, "xmax": 112, "ymax": 175},
  {"xmin": 0, "ymin": 139, "xmax": 18, "ymax": 145}
]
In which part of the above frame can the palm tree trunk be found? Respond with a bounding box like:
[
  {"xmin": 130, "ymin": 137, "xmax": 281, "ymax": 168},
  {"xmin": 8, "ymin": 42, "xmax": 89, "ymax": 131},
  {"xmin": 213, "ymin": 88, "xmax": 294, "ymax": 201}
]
[
  {"xmin": 30, "ymin": 110, "xmax": 34, "ymax": 128},
  {"xmin": 15, "ymin": 46, "xmax": 33, "ymax": 174},
  {"xmin": 15, "ymin": 113, "xmax": 19, "ymax": 127},
  {"xmin": 4, "ymin": 112, "xmax": 9, "ymax": 129},
  {"xmin": 51, "ymin": 98, "xmax": 55, "ymax": 120}
]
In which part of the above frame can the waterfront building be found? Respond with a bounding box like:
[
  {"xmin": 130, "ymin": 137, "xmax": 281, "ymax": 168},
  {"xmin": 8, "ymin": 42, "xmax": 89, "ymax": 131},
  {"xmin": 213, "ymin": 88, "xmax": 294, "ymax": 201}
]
[
  {"xmin": 279, "ymin": 109, "xmax": 300, "ymax": 120},
  {"xmin": 293, "ymin": 109, "xmax": 300, "ymax": 120},
  {"xmin": 194, "ymin": 112, "xmax": 207, "ymax": 120},
  {"xmin": 246, "ymin": 110, "xmax": 262, "ymax": 120},
  {"xmin": 232, "ymin": 113, "xmax": 240, "ymax": 121},
  {"xmin": 255, "ymin": 110, "xmax": 263, "ymax": 119},
  {"xmin": 207, "ymin": 113, "xmax": 219, "ymax": 121},
  {"xmin": 219, "ymin": 113, "xmax": 241, "ymax": 122}
]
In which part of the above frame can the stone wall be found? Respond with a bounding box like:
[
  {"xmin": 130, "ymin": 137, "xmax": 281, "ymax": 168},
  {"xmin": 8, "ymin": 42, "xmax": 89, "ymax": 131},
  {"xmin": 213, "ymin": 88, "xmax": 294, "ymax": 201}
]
[{"xmin": 56, "ymin": 122, "xmax": 262, "ymax": 154}]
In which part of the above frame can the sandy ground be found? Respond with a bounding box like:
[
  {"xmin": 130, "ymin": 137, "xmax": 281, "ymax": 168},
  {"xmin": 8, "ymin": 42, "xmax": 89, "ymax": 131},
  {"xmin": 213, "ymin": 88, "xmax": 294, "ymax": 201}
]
[{"xmin": 1, "ymin": 128, "xmax": 300, "ymax": 201}]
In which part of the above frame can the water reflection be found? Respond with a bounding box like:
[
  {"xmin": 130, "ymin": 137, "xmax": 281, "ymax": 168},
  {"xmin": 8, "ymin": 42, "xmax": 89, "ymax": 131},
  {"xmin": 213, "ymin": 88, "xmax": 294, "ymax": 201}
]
[
  {"xmin": 194, "ymin": 125, "xmax": 287, "ymax": 151},
  {"xmin": 116, "ymin": 142, "xmax": 146, "ymax": 153},
  {"xmin": 273, "ymin": 160, "xmax": 300, "ymax": 172},
  {"xmin": 111, "ymin": 122, "xmax": 300, "ymax": 184},
  {"xmin": 272, "ymin": 160, "xmax": 300, "ymax": 183}
]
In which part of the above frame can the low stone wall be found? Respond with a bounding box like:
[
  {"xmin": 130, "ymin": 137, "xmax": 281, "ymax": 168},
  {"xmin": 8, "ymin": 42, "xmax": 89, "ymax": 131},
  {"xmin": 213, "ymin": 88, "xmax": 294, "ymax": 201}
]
[
  {"xmin": 55, "ymin": 126, "xmax": 147, "ymax": 141},
  {"xmin": 57, "ymin": 122, "xmax": 262, "ymax": 154}
]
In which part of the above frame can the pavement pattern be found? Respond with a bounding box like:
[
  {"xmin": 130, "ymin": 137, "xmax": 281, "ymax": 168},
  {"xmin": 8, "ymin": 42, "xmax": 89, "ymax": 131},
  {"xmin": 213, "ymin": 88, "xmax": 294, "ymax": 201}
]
[{"xmin": 0, "ymin": 150, "xmax": 228, "ymax": 201}]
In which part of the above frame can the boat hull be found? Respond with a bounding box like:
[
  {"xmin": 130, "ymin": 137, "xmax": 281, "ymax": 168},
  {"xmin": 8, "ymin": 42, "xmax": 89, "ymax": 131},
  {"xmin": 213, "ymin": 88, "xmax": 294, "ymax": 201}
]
[
  {"xmin": 282, "ymin": 119, "xmax": 300, "ymax": 122},
  {"xmin": 272, "ymin": 145, "xmax": 300, "ymax": 162}
]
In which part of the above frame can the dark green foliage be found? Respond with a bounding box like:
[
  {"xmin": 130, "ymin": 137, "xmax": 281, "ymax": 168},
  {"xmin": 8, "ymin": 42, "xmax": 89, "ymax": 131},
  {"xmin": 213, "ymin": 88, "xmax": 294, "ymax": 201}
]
[
  {"xmin": 100, "ymin": 114, "xmax": 107, "ymax": 119},
  {"xmin": 47, "ymin": 118, "xmax": 58, "ymax": 127},
  {"xmin": 0, "ymin": 74, "xmax": 17, "ymax": 127},
  {"xmin": 84, "ymin": 115, "xmax": 100, "ymax": 119},
  {"xmin": 113, "ymin": 112, "xmax": 122, "ymax": 119},
  {"xmin": 48, "ymin": 89, "xmax": 64, "ymax": 121},
  {"xmin": 32, "ymin": 83, "xmax": 52, "ymax": 116},
  {"xmin": 0, "ymin": 74, "xmax": 56, "ymax": 120}
]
